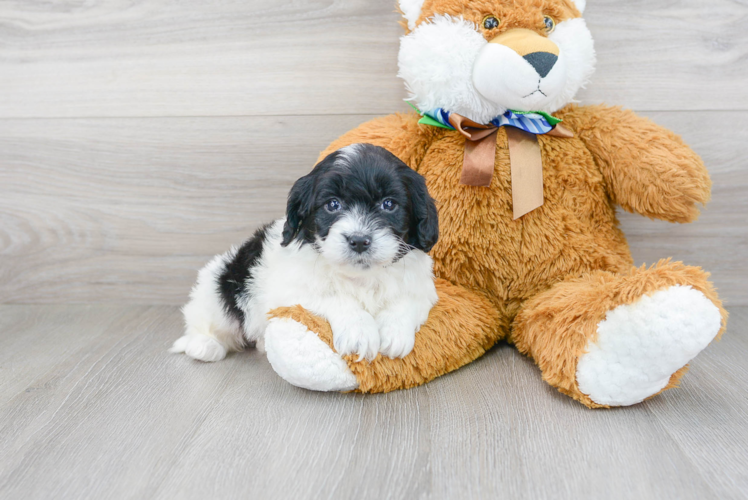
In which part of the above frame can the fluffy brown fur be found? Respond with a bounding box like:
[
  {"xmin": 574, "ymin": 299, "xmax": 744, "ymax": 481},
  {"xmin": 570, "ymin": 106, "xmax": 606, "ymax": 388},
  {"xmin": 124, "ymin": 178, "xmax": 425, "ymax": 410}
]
[
  {"xmin": 267, "ymin": 101, "xmax": 727, "ymax": 406},
  {"xmin": 401, "ymin": 0, "xmax": 582, "ymax": 35}
]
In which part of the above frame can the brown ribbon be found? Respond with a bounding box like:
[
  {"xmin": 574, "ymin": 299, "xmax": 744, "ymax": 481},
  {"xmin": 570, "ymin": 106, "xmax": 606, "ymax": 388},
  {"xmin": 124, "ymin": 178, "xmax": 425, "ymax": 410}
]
[{"xmin": 448, "ymin": 113, "xmax": 574, "ymax": 220}]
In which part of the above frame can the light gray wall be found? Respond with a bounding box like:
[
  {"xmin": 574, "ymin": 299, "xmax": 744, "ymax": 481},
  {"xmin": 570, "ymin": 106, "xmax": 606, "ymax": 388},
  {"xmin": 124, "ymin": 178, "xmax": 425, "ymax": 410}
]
[{"xmin": 1, "ymin": 0, "xmax": 746, "ymax": 305}]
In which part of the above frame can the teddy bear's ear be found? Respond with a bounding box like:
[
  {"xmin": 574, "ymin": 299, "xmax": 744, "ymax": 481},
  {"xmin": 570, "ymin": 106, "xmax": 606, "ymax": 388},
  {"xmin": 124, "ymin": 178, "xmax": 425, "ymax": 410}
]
[
  {"xmin": 573, "ymin": 0, "xmax": 586, "ymax": 14},
  {"xmin": 399, "ymin": 0, "xmax": 426, "ymax": 31}
]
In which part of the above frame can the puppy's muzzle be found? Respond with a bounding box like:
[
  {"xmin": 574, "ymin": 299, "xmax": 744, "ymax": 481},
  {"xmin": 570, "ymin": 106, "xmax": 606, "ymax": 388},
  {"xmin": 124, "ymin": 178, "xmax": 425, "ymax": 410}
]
[
  {"xmin": 489, "ymin": 28, "xmax": 559, "ymax": 78},
  {"xmin": 347, "ymin": 234, "xmax": 372, "ymax": 254}
]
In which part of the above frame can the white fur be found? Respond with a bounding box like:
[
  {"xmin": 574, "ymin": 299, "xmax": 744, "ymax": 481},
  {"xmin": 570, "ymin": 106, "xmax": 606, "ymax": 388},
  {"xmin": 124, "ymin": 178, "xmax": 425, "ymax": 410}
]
[
  {"xmin": 576, "ymin": 285, "xmax": 722, "ymax": 407},
  {"xmin": 398, "ymin": 15, "xmax": 596, "ymax": 122},
  {"xmin": 170, "ymin": 251, "xmax": 244, "ymax": 362},
  {"xmin": 173, "ymin": 220, "xmax": 438, "ymax": 364},
  {"xmin": 574, "ymin": 0, "xmax": 586, "ymax": 14},
  {"xmin": 545, "ymin": 18, "xmax": 596, "ymax": 111},
  {"xmin": 170, "ymin": 334, "xmax": 227, "ymax": 363},
  {"xmin": 265, "ymin": 318, "xmax": 359, "ymax": 392},
  {"xmin": 399, "ymin": 0, "xmax": 426, "ymax": 31},
  {"xmin": 336, "ymin": 143, "xmax": 364, "ymax": 168}
]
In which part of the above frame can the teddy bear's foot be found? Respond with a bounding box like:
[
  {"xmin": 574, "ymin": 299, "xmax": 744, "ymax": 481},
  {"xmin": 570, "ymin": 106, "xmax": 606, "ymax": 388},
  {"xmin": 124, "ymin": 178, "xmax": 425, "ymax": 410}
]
[
  {"xmin": 513, "ymin": 260, "xmax": 728, "ymax": 408},
  {"xmin": 264, "ymin": 317, "xmax": 359, "ymax": 392},
  {"xmin": 576, "ymin": 285, "xmax": 722, "ymax": 406}
]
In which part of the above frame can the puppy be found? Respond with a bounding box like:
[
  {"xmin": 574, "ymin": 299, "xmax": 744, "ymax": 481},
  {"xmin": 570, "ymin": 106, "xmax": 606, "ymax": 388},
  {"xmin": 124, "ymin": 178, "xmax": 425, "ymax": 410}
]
[{"xmin": 171, "ymin": 143, "xmax": 439, "ymax": 363}]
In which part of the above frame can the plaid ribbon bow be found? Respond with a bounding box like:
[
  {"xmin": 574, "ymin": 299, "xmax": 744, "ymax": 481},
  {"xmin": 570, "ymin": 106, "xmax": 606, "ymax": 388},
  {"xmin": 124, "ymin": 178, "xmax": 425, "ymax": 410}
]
[{"xmin": 420, "ymin": 108, "xmax": 563, "ymax": 136}]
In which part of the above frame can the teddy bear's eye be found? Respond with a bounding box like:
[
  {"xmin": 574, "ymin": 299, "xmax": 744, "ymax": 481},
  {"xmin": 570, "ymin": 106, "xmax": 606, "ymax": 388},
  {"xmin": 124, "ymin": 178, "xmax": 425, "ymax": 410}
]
[
  {"xmin": 544, "ymin": 16, "xmax": 556, "ymax": 33},
  {"xmin": 483, "ymin": 15, "xmax": 500, "ymax": 30}
]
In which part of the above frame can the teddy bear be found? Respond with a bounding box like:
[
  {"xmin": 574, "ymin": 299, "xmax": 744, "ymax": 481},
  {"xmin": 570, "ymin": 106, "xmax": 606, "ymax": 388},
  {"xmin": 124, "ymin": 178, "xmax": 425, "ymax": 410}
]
[{"xmin": 261, "ymin": 0, "xmax": 728, "ymax": 408}]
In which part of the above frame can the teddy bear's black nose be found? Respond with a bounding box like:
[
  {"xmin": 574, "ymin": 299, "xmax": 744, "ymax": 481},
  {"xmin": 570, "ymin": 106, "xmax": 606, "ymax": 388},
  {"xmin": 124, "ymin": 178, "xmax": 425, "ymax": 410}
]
[{"xmin": 524, "ymin": 52, "xmax": 558, "ymax": 78}]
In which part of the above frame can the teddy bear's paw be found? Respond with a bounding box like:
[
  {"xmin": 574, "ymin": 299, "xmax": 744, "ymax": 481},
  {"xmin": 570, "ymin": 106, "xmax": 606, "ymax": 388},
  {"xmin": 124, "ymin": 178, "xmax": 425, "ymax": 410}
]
[
  {"xmin": 265, "ymin": 318, "xmax": 359, "ymax": 392},
  {"xmin": 170, "ymin": 333, "xmax": 228, "ymax": 363},
  {"xmin": 576, "ymin": 285, "xmax": 722, "ymax": 406}
]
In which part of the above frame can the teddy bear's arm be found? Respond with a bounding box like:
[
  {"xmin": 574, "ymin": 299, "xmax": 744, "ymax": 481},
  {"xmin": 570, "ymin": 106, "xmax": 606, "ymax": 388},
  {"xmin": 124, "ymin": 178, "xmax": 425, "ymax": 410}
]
[
  {"xmin": 560, "ymin": 105, "xmax": 712, "ymax": 223},
  {"xmin": 318, "ymin": 113, "xmax": 438, "ymax": 169}
]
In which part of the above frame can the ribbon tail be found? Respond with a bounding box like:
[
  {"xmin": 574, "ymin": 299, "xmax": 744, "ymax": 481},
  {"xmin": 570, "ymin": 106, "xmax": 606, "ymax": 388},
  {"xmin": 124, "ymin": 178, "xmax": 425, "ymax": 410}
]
[
  {"xmin": 460, "ymin": 130, "xmax": 499, "ymax": 187},
  {"xmin": 506, "ymin": 128, "xmax": 544, "ymax": 220},
  {"xmin": 546, "ymin": 123, "xmax": 574, "ymax": 138}
]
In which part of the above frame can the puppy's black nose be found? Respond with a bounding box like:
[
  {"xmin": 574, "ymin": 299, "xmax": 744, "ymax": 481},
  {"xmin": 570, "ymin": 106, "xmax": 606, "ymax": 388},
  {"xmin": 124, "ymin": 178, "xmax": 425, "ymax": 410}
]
[
  {"xmin": 348, "ymin": 235, "xmax": 372, "ymax": 254},
  {"xmin": 523, "ymin": 52, "xmax": 558, "ymax": 78}
]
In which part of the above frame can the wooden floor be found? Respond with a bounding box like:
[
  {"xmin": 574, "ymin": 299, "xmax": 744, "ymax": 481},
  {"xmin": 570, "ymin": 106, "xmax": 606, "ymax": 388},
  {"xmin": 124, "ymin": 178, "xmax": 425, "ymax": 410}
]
[{"xmin": 0, "ymin": 305, "xmax": 746, "ymax": 500}]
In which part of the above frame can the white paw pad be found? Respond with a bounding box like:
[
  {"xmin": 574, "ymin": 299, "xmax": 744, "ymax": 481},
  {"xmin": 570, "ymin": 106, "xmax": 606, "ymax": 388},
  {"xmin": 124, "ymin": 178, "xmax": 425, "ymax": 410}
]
[
  {"xmin": 170, "ymin": 334, "xmax": 227, "ymax": 363},
  {"xmin": 265, "ymin": 318, "xmax": 359, "ymax": 392},
  {"xmin": 576, "ymin": 285, "xmax": 722, "ymax": 406}
]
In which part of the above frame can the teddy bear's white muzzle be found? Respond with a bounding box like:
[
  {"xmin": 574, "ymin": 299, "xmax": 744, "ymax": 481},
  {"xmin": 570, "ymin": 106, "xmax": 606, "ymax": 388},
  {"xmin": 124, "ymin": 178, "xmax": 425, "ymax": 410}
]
[{"xmin": 472, "ymin": 42, "xmax": 568, "ymax": 113}]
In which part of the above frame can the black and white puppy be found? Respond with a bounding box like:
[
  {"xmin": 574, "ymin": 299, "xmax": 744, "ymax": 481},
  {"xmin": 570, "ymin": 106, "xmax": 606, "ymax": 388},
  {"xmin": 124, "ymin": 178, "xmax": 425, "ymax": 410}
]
[{"xmin": 171, "ymin": 143, "xmax": 439, "ymax": 363}]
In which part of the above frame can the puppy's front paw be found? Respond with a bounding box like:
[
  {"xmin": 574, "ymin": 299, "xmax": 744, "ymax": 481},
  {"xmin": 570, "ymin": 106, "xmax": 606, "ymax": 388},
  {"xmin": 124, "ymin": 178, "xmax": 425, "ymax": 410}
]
[
  {"xmin": 331, "ymin": 314, "xmax": 380, "ymax": 362},
  {"xmin": 377, "ymin": 316, "xmax": 416, "ymax": 359},
  {"xmin": 170, "ymin": 334, "xmax": 227, "ymax": 363}
]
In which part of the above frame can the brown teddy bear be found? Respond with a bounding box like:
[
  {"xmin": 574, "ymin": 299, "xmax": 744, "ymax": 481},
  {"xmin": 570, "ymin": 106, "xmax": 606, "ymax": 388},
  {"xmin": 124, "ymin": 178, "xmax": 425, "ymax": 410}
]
[{"xmin": 262, "ymin": 0, "xmax": 728, "ymax": 408}]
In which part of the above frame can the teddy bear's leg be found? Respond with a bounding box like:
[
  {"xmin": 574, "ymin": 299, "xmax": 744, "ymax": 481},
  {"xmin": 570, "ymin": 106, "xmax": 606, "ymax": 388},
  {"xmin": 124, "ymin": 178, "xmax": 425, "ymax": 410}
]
[
  {"xmin": 264, "ymin": 279, "xmax": 505, "ymax": 393},
  {"xmin": 512, "ymin": 260, "xmax": 728, "ymax": 408}
]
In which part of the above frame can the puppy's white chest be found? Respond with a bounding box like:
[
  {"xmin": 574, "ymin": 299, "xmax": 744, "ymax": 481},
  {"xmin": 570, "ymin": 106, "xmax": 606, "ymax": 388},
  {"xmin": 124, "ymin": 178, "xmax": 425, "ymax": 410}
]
[{"xmin": 329, "ymin": 272, "xmax": 393, "ymax": 316}]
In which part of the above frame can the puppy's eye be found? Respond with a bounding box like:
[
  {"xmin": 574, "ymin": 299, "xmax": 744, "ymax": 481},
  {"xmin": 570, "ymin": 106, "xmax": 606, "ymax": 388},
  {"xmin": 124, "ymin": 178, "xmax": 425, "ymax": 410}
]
[
  {"xmin": 381, "ymin": 199, "xmax": 397, "ymax": 211},
  {"xmin": 543, "ymin": 16, "xmax": 556, "ymax": 33},
  {"xmin": 325, "ymin": 199, "xmax": 341, "ymax": 212},
  {"xmin": 483, "ymin": 15, "xmax": 500, "ymax": 30}
]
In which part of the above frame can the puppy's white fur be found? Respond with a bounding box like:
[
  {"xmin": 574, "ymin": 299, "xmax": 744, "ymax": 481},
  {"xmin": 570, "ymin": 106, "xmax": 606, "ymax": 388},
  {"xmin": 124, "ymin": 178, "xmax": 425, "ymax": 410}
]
[
  {"xmin": 174, "ymin": 252, "xmax": 243, "ymax": 361},
  {"xmin": 172, "ymin": 220, "xmax": 438, "ymax": 363},
  {"xmin": 318, "ymin": 206, "xmax": 401, "ymax": 270}
]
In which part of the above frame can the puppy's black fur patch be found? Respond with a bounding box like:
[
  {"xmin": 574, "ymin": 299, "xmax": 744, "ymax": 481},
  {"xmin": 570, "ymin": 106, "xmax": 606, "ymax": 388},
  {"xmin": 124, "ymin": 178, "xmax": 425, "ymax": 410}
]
[{"xmin": 218, "ymin": 223, "xmax": 271, "ymax": 326}]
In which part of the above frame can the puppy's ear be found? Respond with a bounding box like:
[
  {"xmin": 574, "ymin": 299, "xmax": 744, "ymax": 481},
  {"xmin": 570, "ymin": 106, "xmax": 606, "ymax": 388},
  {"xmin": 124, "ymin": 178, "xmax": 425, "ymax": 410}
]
[
  {"xmin": 404, "ymin": 168, "xmax": 439, "ymax": 252},
  {"xmin": 282, "ymin": 174, "xmax": 316, "ymax": 247},
  {"xmin": 282, "ymin": 152, "xmax": 339, "ymax": 246}
]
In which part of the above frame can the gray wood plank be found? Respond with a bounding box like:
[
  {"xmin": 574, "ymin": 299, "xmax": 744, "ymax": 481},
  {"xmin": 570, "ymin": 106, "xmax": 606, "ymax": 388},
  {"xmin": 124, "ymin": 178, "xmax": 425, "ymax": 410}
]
[
  {"xmin": 0, "ymin": 0, "xmax": 746, "ymax": 118},
  {"xmin": 0, "ymin": 305, "xmax": 139, "ymax": 405},
  {"xmin": 1, "ymin": 305, "xmax": 746, "ymax": 499},
  {"xmin": 423, "ymin": 350, "xmax": 719, "ymax": 500},
  {"xmin": 0, "ymin": 305, "xmax": 251, "ymax": 499},
  {"xmin": 1, "ymin": 111, "xmax": 745, "ymax": 305},
  {"xmin": 0, "ymin": 114, "xmax": 368, "ymax": 304},
  {"xmin": 152, "ymin": 376, "xmax": 433, "ymax": 500},
  {"xmin": 647, "ymin": 308, "xmax": 748, "ymax": 499}
]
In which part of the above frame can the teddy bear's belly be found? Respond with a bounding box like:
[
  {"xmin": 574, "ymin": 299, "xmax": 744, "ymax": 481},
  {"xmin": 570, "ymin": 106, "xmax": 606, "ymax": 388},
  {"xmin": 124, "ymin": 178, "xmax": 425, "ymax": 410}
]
[{"xmin": 419, "ymin": 132, "xmax": 633, "ymax": 309}]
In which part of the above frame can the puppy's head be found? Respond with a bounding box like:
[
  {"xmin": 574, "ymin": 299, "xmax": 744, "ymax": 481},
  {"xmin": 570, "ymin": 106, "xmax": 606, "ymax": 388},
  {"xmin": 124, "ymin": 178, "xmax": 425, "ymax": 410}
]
[{"xmin": 282, "ymin": 144, "xmax": 439, "ymax": 270}]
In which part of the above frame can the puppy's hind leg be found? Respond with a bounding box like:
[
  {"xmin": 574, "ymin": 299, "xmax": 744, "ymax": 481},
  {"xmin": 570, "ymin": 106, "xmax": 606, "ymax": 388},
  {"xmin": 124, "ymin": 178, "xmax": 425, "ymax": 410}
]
[
  {"xmin": 170, "ymin": 331, "xmax": 229, "ymax": 363},
  {"xmin": 171, "ymin": 253, "xmax": 245, "ymax": 362}
]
